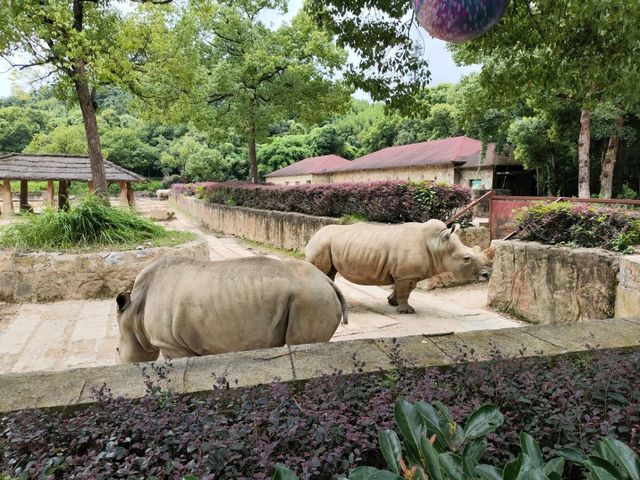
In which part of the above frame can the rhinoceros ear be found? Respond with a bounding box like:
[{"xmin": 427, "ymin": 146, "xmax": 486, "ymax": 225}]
[
  {"xmin": 116, "ymin": 292, "xmax": 131, "ymax": 312},
  {"xmin": 442, "ymin": 224, "xmax": 458, "ymax": 241}
]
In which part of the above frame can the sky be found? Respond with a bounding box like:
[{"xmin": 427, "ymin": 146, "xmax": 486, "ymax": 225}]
[{"xmin": 0, "ymin": 0, "xmax": 479, "ymax": 98}]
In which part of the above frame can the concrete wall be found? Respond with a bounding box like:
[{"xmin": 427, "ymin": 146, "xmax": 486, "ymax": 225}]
[
  {"xmin": 266, "ymin": 174, "xmax": 313, "ymax": 185},
  {"xmin": 173, "ymin": 194, "xmax": 339, "ymax": 251},
  {"xmin": 457, "ymin": 167, "xmax": 494, "ymax": 189},
  {"xmin": 0, "ymin": 239, "xmax": 209, "ymax": 303},
  {"xmin": 326, "ymin": 165, "xmax": 455, "ymax": 184},
  {"xmin": 488, "ymin": 240, "xmax": 640, "ymax": 324}
]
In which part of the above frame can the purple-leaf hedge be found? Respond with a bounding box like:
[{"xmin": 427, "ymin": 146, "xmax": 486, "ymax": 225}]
[
  {"xmin": 171, "ymin": 181, "xmax": 473, "ymax": 224},
  {"xmin": 516, "ymin": 202, "xmax": 640, "ymax": 252},
  {"xmin": 2, "ymin": 346, "xmax": 639, "ymax": 479}
]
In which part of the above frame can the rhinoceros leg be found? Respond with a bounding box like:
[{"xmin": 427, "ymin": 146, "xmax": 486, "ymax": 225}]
[
  {"xmin": 285, "ymin": 294, "xmax": 342, "ymax": 345},
  {"xmin": 394, "ymin": 278, "xmax": 418, "ymax": 314},
  {"xmin": 387, "ymin": 289, "xmax": 399, "ymax": 306}
]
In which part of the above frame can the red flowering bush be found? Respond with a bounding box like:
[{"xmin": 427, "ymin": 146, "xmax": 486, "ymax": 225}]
[
  {"xmin": 516, "ymin": 202, "xmax": 640, "ymax": 252},
  {"xmin": 171, "ymin": 181, "xmax": 472, "ymax": 224}
]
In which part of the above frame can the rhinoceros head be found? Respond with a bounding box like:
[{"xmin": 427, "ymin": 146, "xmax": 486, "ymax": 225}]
[
  {"xmin": 115, "ymin": 291, "xmax": 158, "ymax": 364},
  {"xmin": 427, "ymin": 221, "xmax": 492, "ymax": 282}
]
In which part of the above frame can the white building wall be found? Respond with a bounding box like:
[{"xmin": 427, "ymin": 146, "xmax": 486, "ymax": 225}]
[
  {"xmin": 457, "ymin": 167, "xmax": 494, "ymax": 189},
  {"xmin": 323, "ymin": 165, "xmax": 455, "ymax": 184},
  {"xmin": 265, "ymin": 174, "xmax": 313, "ymax": 185}
]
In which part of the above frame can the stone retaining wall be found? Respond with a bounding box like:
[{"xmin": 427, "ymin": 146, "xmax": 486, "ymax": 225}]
[
  {"xmin": 1, "ymin": 317, "xmax": 638, "ymax": 412},
  {"xmin": 173, "ymin": 194, "xmax": 337, "ymax": 251},
  {"xmin": 0, "ymin": 238, "xmax": 209, "ymax": 303},
  {"xmin": 488, "ymin": 240, "xmax": 639, "ymax": 324},
  {"xmin": 172, "ymin": 194, "xmax": 491, "ymax": 251},
  {"xmin": 616, "ymin": 254, "xmax": 640, "ymax": 318}
]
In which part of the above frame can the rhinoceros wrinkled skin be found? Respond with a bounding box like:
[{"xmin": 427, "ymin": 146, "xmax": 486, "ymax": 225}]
[
  {"xmin": 115, "ymin": 256, "xmax": 348, "ymax": 363},
  {"xmin": 305, "ymin": 219, "xmax": 492, "ymax": 314}
]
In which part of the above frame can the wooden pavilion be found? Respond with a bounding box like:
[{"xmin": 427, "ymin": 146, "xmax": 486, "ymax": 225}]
[{"xmin": 0, "ymin": 153, "xmax": 146, "ymax": 215}]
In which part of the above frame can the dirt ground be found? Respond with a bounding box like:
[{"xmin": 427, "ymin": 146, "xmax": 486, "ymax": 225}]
[{"xmin": 0, "ymin": 197, "xmax": 523, "ymax": 374}]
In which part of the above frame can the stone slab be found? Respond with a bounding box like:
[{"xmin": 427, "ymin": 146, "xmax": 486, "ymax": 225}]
[{"xmin": 288, "ymin": 339, "xmax": 392, "ymax": 378}]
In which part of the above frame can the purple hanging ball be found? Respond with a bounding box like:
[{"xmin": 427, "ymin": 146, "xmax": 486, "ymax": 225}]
[{"xmin": 415, "ymin": 0, "xmax": 510, "ymax": 42}]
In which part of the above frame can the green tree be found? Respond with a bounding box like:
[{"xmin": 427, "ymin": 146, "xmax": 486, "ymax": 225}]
[
  {"xmin": 0, "ymin": 105, "xmax": 49, "ymax": 153},
  {"xmin": 451, "ymin": 0, "xmax": 640, "ymax": 198},
  {"xmin": 132, "ymin": 1, "xmax": 352, "ymax": 182},
  {"xmin": 257, "ymin": 134, "xmax": 313, "ymax": 176},
  {"xmin": 305, "ymin": 0, "xmax": 430, "ymax": 111},
  {"xmin": 0, "ymin": 0, "xmax": 171, "ymax": 198}
]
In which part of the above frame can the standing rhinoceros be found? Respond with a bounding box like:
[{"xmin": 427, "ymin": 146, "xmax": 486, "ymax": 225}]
[
  {"xmin": 305, "ymin": 219, "xmax": 491, "ymax": 314},
  {"xmin": 115, "ymin": 256, "xmax": 347, "ymax": 363}
]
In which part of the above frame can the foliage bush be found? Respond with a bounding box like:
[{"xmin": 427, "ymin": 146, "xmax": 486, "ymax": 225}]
[
  {"xmin": 516, "ymin": 202, "xmax": 640, "ymax": 252},
  {"xmin": 172, "ymin": 181, "xmax": 473, "ymax": 224},
  {"xmin": 0, "ymin": 195, "xmax": 175, "ymax": 251},
  {"xmin": 1, "ymin": 346, "xmax": 638, "ymax": 479}
]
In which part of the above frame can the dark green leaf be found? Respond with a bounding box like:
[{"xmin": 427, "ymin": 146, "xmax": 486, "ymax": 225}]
[
  {"xmin": 419, "ymin": 435, "xmax": 443, "ymax": 480},
  {"xmin": 348, "ymin": 467, "xmax": 403, "ymax": 480},
  {"xmin": 474, "ymin": 464, "xmax": 503, "ymax": 480},
  {"xmin": 598, "ymin": 438, "xmax": 640, "ymax": 480},
  {"xmin": 415, "ymin": 402, "xmax": 447, "ymax": 449},
  {"xmin": 379, "ymin": 429, "xmax": 402, "ymax": 475},
  {"xmin": 394, "ymin": 400, "xmax": 424, "ymax": 464},
  {"xmin": 503, "ymin": 454, "xmax": 523, "ymax": 480},
  {"xmin": 543, "ymin": 458, "xmax": 565, "ymax": 477},
  {"xmin": 463, "ymin": 405, "xmax": 504, "ymax": 440},
  {"xmin": 520, "ymin": 432, "xmax": 543, "ymax": 468},
  {"xmin": 557, "ymin": 448, "xmax": 590, "ymax": 466},
  {"xmin": 438, "ymin": 452, "xmax": 463, "ymax": 479},
  {"xmin": 273, "ymin": 464, "xmax": 300, "ymax": 480}
]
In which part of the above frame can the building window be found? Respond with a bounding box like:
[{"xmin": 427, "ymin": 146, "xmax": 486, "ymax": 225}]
[
  {"xmin": 469, "ymin": 179, "xmax": 483, "ymax": 189},
  {"xmin": 306, "ymin": 180, "xmax": 311, "ymax": 184}
]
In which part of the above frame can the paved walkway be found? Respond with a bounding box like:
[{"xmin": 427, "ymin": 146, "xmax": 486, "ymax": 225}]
[{"xmin": 0, "ymin": 199, "xmax": 522, "ymax": 374}]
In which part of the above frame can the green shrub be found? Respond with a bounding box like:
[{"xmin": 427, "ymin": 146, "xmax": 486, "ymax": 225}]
[
  {"xmin": 516, "ymin": 202, "xmax": 640, "ymax": 253},
  {"xmin": 0, "ymin": 195, "xmax": 177, "ymax": 251}
]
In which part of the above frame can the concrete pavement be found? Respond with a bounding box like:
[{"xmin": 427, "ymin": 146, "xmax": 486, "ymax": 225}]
[{"xmin": 0, "ymin": 198, "xmax": 522, "ymax": 374}]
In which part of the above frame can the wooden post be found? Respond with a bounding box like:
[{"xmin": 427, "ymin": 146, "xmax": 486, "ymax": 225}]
[
  {"xmin": 2, "ymin": 179, "xmax": 14, "ymax": 216},
  {"xmin": 126, "ymin": 182, "xmax": 135, "ymax": 208},
  {"xmin": 58, "ymin": 180, "xmax": 69, "ymax": 210},
  {"xmin": 88, "ymin": 180, "xmax": 94, "ymax": 192},
  {"xmin": 45, "ymin": 181, "xmax": 55, "ymax": 207},
  {"xmin": 119, "ymin": 181, "xmax": 128, "ymax": 207},
  {"xmin": 19, "ymin": 180, "xmax": 32, "ymax": 213}
]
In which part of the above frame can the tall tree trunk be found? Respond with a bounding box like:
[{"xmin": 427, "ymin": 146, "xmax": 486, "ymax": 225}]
[
  {"xmin": 549, "ymin": 153, "xmax": 557, "ymax": 196},
  {"xmin": 599, "ymin": 115, "xmax": 624, "ymax": 199},
  {"xmin": 248, "ymin": 121, "xmax": 258, "ymax": 184},
  {"xmin": 72, "ymin": 0, "xmax": 108, "ymax": 202},
  {"xmin": 75, "ymin": 73, "xmax": 108, "ymax": 200},
  {"xmin": 577, "ymin": 108, "xmax": 592, "ymax": 198}
]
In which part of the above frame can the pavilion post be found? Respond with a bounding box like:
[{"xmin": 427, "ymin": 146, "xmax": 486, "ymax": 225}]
[
  {"xmin": 119, "ymin": 181, "xmax": 128, "ymax": 207},
  {"xmin": 58, "ymin": 180, "xmax": 69, "ymax": 210},
  {"xmin": 19, "ymin": 180, "xmax": 32, "ymax": 213},
  {"xmin": 1, "ymin": 179, "xmax": 14, "ymax": 216},
  {"xmin": 45, "ymin": 181, "xmax": 55, "ymax": 207},
  {"xmin": 126, "ymin": 182, "xmax": 136, "ymax": 208}
]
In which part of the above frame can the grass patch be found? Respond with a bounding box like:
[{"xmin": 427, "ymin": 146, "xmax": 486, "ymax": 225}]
[{"xmin": 0, "ymin": 195, "xmax": 193, "ymax": 252}]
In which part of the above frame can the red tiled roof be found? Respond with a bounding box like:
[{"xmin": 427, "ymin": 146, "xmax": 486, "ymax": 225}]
[
  {"xmin": 265, "ymin": 154, "xmax": 351, "ymax": 177},
  {"xmin": 330, "ymin": 136, "xmax": 515, "ymax": 172}
]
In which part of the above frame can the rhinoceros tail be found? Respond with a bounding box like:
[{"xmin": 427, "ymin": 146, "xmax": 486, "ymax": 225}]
[{"xmin": 327, "ymin": 277, "xmax": 348, "ymax": 325}]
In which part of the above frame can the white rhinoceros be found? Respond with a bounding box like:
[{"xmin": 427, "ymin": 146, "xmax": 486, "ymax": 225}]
[
  {"xmin": 305, "ymin": 219, "xmax": 491, "ymax": 314},
  {"xmin": 115, "ymin": 256, "xmax": 347, "ymax": 363}
]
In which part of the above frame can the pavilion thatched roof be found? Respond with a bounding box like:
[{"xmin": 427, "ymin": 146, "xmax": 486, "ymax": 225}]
[{"xmin": 0, "ymin": 153, "xmax": 146, "ymax": 183}]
